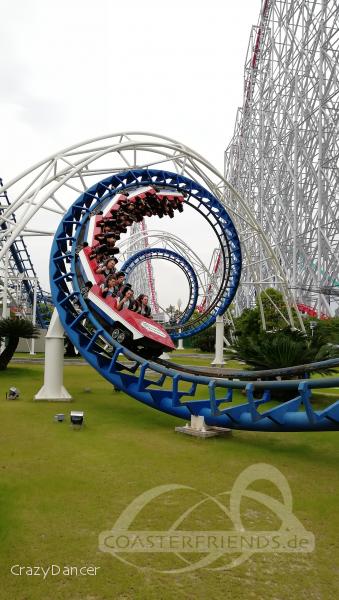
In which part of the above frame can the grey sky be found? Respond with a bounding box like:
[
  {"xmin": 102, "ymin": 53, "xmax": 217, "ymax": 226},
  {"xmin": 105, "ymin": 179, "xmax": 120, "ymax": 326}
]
[{"xmin": 1, "ymin": 0, "xmax": 261, "ymax": 305}]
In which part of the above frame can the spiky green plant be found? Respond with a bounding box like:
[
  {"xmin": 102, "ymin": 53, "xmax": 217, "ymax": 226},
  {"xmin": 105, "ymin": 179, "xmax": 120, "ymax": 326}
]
[
  {"xmin": 0, "ymin": 318, "xmax": 40, "ymax": 370},
  {"xmin": 233, "ymin": 328, "xmax": 339, "ymax": 372}
]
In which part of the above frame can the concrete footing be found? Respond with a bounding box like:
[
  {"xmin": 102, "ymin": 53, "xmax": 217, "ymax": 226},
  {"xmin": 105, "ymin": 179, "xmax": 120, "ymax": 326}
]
[
  {"xmin": 211, "ymin": 314, "xmax": 225, "ymax": 365},
  {"xmin": 175, "ymin": 415, "xmax": 232, "ymax": 439},
  {"xmin": 34, "ymin": 310, "xmax": 72, "ymax": 401}
]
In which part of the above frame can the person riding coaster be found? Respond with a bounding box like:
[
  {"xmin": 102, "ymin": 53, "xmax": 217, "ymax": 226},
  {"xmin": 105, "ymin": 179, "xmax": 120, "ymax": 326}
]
[
  {"xmin": 86, "ymin": 284, "xmax": 175, "ymax": 359},
  {"xmin": 76, "ymin": 184, "xmax": 185, "ymax": 358}
]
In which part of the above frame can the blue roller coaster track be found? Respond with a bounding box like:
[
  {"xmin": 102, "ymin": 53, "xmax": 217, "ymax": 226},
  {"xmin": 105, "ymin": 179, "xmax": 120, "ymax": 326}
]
[
  {"xmin": 0, "ymin": 177, "xmax": 52, "ymax": 328},
  {"xmin": 121, "ymin": 247, "xmax": 199, "ymax": 334},
  {"xmin": 50, "ymin": 168, "xmax": 339, "ymax": 432}
]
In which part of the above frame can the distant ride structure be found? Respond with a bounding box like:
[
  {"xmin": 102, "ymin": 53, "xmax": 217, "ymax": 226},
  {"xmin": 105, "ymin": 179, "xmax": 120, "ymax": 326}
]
[
  {"xmin": 120, "ymin": 247, "xmax": 199, "ymax": 329},
  {"xmin": 225, "ymin": 0, "xmax": 339, "ymax": 318},
  {"xmin": 0, "ymin": 177, "xmax": 51, "ymax": 329}
]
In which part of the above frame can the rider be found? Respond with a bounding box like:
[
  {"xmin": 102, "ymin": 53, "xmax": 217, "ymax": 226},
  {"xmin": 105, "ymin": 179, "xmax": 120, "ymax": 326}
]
[
  {"xmin": 101, "ymin": 274, "xmax": 118, "ymax": 298},
  {"xmin": 116, "ymin": 286, "xmax": 135, "ymax": 311},
  {"xmin": 135, "ymin": 294, "xmax": 151, "ymax": 317}
]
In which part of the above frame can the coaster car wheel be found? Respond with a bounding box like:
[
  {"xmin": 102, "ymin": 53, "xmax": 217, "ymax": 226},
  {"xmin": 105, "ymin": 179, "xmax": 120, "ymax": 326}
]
[{"xmin": 112, "ymin": 327, "xmax": 133, "ymax": 347}]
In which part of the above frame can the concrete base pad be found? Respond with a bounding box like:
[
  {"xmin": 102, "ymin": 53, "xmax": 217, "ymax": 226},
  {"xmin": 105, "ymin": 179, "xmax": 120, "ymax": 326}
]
[
  {"xmin": 175, "ymin": 425, "xmax": 232, "ymax": 439},
  {"xmin": 34, "ymin": 386, "xmax": 72, "ymax": 401}
]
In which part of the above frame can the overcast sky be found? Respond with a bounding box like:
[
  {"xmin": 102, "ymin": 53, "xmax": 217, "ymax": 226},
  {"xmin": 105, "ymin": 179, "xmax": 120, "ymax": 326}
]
[{"xmin": 1, "ymin": 0, "xmax": 262, "ymax": 305}]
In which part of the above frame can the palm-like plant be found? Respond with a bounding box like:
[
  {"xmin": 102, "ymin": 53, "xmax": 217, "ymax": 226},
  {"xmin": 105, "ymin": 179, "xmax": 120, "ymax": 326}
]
[
  {"xmin": 0, "ymin": 318, "xmax": 40, "ymax": 370},
  {"xmin": 233, "ymin": 328, "xmax": 339, "ymax": 372}
]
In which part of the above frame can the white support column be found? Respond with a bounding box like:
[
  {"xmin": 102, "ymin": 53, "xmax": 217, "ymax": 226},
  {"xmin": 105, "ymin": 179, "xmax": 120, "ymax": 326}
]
[
  {"xmin": 2, "ymin": 249, "xmax": 8, "ymax": 318},
  {"xmin": 211, "ymin": 315, "xmax": 225, "ymax": 365},
  {"xmin": 0, "ymin": 249, "xmax": 9, "ymax": 354},
  {"xmin": 177, "ymin": 329, "xmax": 184, "ymax": 350},
  {"xmin": 34, "ymin": 309, "xmax": 72, "ymax": 401},
  {"xmin": 29, "ymin": 280, "xmax": 37, "ymax": 355}
]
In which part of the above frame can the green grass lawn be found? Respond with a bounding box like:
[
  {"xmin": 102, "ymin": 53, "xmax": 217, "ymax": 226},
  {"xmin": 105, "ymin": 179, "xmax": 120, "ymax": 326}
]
[
  {"xmin": 0, "ymin": 362, "xmax": 339, "ymax": 600},
  {"xmin": 13, "ymin": 352, "xmax": 45, "ymax": 359}
]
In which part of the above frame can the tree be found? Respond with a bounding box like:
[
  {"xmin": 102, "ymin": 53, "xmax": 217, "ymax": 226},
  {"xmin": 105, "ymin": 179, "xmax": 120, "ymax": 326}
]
[
  {"xmin": 304, "ymin": 317, "xmax": 339, "ymax": 345},
  {"xmin": 166, "ymin": 304, "xmax": 183, "ymax": 325},
  {"xmin": 64, "ymin": 335, "xmax": 77, "ymax": 357},
  {"xmin": 0, "ymin": 318, "xmax": 40, "ymax": 370},
  {"xmin": 234, "ymin": 306, "xmax": 260, "ymax": 337},
  {"xmin": 37, "ymin": 301, "xmax": 54, "ymax": 325},
  {"xmin": 233, "ymin": 327, "xmax": 339, "ymax": 372},
  {"xmin": 165, "ymin": 304, "xmax": 176, "ymax": 317},
  {"xmin": 234, "ymin": 288, "xmax": 299, "ymax": 336},
  {"xmin": 259, "ymin": 288, "xmax": 296, "ymax": 331},
  {"xmin": 190, "ymin": 326, "xmax": 216, "ymax": 352}
]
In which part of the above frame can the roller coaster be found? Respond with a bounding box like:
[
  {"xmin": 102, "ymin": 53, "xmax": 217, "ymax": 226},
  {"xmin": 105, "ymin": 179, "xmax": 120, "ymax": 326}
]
[
  {"xmin": 47, "ymin": 164, "xmax": 339, "ymax": 433},
  {"xmin": 0, "ymin": 126, "xmax": 338, "ymax": 432},
  {"xmin": 0, "ymin": 177, "xmax": 51, "ymax": 328}
]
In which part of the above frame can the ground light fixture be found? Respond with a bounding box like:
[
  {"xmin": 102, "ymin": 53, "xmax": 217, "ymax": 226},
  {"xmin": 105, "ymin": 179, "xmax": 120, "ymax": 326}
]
[
  {"xmin": 309, "ymin": 321, "xmax": 318, "ymax": 337},
  {"xmin": 70, "ymin": 411, "xmax": 84, "ymax": 428},
  {"xmin": 53, "ymin": 414, "xmax": 65, "ymax": 422},
  {"xmin": 6, "ymin": 387, "xmax": 20, "ymax": 400}
]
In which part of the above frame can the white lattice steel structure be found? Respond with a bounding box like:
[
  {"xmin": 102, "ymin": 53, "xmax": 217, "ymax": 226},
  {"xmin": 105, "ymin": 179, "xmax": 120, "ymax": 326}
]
[
  {"xmin": 119, "ymin": 228, "xmax": 213, "ymax": 316},
  {"xmin": 125, "ymin": 221, "xmax": 160, "ymax": 315},
  {"xmin": 225, "ymin": 0, "xmax": 339, "ymax": 318},
  {"xmin": 0, "ymin": 132, "xmax": 304, "ymax": 330}
]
